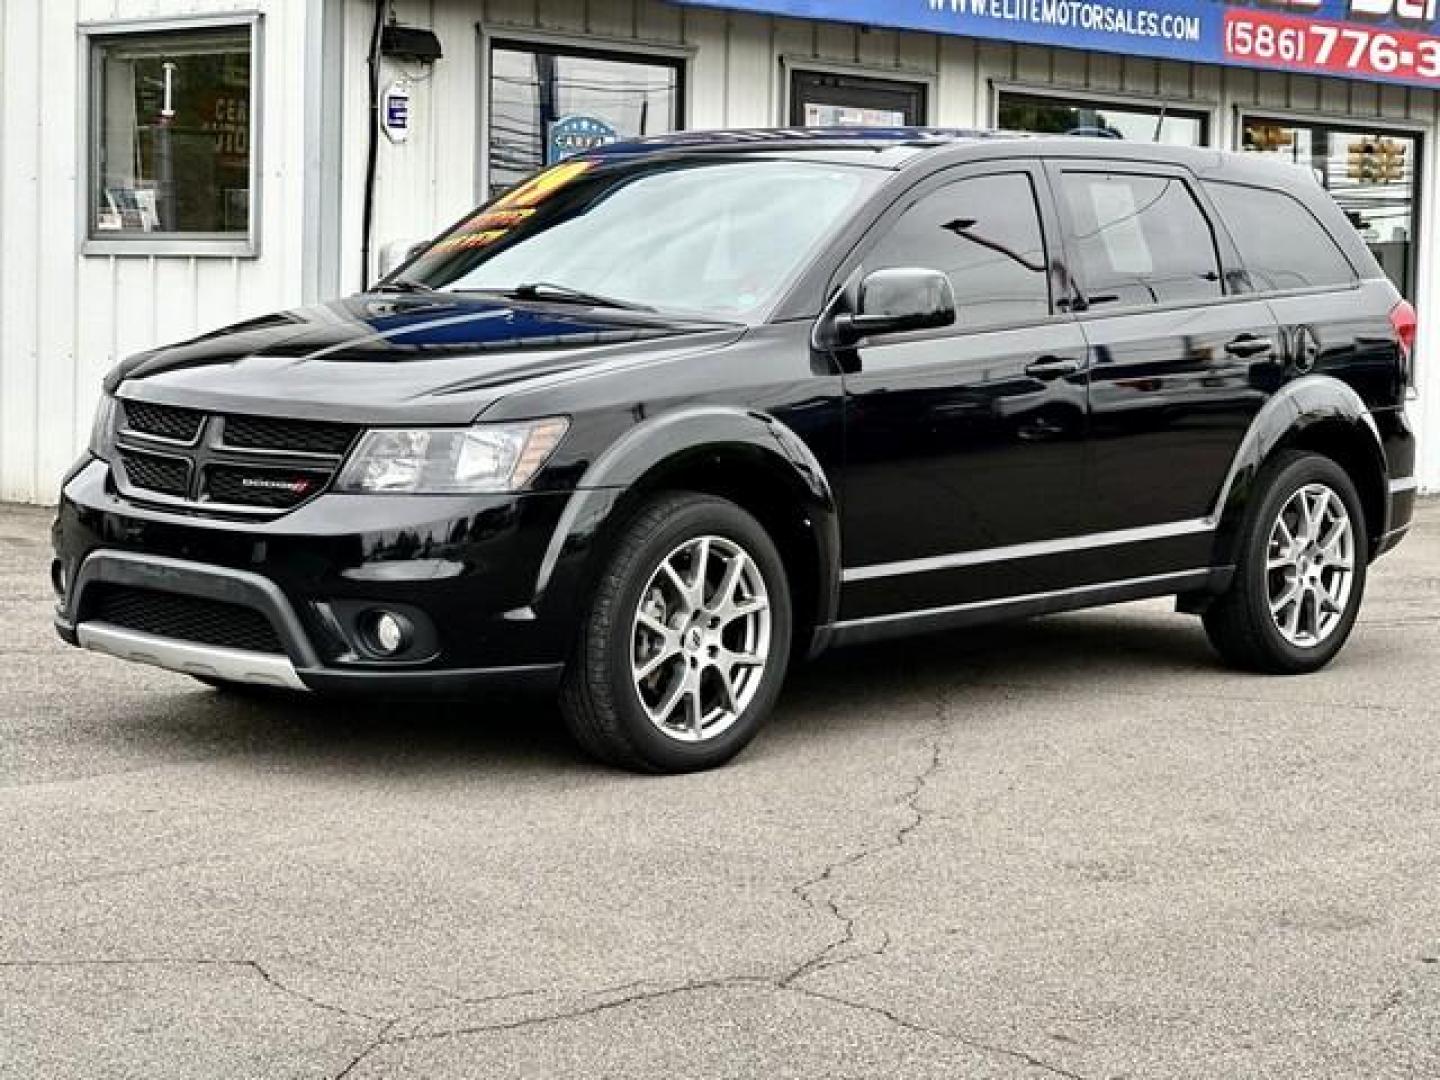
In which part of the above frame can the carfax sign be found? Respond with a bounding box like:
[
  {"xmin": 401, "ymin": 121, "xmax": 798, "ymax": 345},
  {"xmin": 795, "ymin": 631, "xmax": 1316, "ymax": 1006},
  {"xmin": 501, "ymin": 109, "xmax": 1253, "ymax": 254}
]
[{"xmin": 671, "ymin": 0, "xmax": 1440, "ymax": 87}]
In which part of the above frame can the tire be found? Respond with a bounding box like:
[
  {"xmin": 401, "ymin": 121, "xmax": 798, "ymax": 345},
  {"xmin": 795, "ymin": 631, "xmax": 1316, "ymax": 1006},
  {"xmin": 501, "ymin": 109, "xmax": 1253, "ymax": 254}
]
[
  {"xmin": 1203, "ymin": 450, "xmax": 1368, "ymax": 674},
  {"xmin": 560, "ymin": 492, "xmax": 793, "ymax": 773}
]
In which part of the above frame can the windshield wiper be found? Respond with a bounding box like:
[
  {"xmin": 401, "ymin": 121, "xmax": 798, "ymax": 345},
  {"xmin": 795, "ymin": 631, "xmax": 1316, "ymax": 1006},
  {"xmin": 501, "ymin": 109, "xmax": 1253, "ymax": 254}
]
[
  {"xmin": 505, "ymin": 282, "xmax": 657, "ymax": 313},
  {"xmin": 373, "ymin": 279, "xmax": 442, "ymax": 295}
]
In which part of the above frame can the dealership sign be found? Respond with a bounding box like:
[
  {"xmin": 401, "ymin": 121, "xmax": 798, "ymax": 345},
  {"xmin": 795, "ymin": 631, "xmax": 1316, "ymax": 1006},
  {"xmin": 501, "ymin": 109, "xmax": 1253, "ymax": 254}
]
[{"xmin": 671, "ymin": 0, "xmax": 1440, "ymax": 87}]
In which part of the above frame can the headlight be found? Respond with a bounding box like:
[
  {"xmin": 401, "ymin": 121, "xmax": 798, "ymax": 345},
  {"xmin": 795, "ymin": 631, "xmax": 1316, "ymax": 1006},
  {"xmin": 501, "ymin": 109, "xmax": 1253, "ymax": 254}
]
[
  {"xmin": 88, "ymin": 394, "xmax": 118, "ymax": 461},
  {"xmin": 334, "ymin": 418, "xmax": 569, "ymax": 494}
]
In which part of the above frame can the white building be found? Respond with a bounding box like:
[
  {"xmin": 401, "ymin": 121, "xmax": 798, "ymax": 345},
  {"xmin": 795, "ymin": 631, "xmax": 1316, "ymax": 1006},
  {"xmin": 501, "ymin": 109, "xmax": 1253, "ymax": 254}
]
[{"xmin": 3, "ymin": 0, "xmax": 1438, "ymax": 502}]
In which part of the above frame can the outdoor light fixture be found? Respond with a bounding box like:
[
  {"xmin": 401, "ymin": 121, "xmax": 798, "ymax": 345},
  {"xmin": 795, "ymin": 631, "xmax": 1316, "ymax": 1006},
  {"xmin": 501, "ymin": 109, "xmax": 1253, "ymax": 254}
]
[{"xmin": 380, "ymin": 24, "xmax": 442, "ymax": 64}]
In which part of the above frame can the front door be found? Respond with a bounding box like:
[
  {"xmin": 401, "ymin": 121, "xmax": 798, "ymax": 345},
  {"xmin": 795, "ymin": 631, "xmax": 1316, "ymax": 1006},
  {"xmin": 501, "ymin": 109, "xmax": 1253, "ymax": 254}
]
[
  {"xmin": 791, "ymin": 70, "xmax": 927, "ymax": 128},
  {"xmin": 836, "ymin": 164, "xmax": 1093, "ymax": 623}
]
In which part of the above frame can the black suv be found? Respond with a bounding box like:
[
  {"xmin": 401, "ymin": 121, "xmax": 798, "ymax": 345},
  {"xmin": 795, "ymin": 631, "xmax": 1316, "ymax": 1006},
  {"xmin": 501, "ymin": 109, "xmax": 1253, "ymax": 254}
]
[{"xmin": 54, "ymin": 130, "xmax": 1418, "ymax": 772}]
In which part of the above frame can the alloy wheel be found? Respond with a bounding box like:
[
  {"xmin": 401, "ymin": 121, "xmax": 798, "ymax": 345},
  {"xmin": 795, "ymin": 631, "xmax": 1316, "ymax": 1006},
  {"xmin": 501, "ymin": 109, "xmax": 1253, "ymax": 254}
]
[
  {"xmin": 630, "ymin": 535, "xmax": 772, "ymax": 743},
  {"xmin": 1266, "ymin": 482, "xmax": 1356, "ymax": 648}
]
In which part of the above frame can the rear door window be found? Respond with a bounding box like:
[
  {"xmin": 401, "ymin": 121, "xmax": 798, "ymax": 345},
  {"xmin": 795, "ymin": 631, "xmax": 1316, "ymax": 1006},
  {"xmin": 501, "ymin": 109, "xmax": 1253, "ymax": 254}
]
[
  {"xmin": 865, "ymin": 172, "xmax": 1052, "ymax": 330},
  {"xmin": 1058, "ymin": 172, "xmax": 1222, "ymax": 309},
  {"xmin": 1202, "ymin": 181, "xmax": 1357, "ymax": 293}
]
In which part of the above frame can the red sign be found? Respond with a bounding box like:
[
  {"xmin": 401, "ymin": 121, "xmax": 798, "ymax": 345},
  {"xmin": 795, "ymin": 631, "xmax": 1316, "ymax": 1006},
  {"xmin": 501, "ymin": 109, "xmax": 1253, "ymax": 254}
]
[{"xmin": 1225, "ymin": 7, "xmax": 1440, "ymax": 79}]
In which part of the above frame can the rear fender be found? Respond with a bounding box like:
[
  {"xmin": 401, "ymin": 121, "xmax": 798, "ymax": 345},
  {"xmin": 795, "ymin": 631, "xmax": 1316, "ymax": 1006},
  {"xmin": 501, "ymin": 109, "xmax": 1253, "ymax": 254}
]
[{"xmin": 1209, "ymin": 375, "xmax": 1388, "ymax": 567}]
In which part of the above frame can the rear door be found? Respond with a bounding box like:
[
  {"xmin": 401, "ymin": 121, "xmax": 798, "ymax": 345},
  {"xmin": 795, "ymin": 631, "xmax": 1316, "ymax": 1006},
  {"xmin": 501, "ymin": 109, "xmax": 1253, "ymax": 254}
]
[{"xmin": 1048, "ymin": 161, "xmax": 1280, "ymax": 544}]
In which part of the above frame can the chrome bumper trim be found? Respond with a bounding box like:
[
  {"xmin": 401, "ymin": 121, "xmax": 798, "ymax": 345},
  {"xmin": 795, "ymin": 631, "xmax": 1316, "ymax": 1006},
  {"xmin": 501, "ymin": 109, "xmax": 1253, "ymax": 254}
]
[
  {"xmin": 76, "ymin": 622, "xmax": 309, "ymax": 692},
  {"xmin": 1390, "ymin": 475, "xmax": 1419, "ymax": 494}
]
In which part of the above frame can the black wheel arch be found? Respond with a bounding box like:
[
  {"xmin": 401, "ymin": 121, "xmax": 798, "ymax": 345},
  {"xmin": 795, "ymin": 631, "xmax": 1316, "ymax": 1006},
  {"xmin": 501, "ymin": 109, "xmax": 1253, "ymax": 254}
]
[
  {"xmin": 1210, "ymin": 375, "xmax": 1390, "ymax": 568},
  {"xmin": 530, "ymin": 407, "xmax": 841, "ymax": 659}
]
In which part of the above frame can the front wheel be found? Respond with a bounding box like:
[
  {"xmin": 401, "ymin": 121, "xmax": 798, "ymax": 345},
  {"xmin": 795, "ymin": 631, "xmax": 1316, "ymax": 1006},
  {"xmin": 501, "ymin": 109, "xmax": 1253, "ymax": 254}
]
[
  {"xmin": 560, "ymin": 492, "xmax": 792, "ymax": 773},
  {"xmin": 1203, "ymin": 450, "xmax": 1368, "ymax": 674}
]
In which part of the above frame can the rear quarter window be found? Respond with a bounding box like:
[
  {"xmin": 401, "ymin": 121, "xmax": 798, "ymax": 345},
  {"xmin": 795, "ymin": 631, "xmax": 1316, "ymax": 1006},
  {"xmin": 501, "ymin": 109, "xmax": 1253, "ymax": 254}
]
[{"xmin": 1202, "ymin": 180, "xmax": 1357, "ymax": 293}]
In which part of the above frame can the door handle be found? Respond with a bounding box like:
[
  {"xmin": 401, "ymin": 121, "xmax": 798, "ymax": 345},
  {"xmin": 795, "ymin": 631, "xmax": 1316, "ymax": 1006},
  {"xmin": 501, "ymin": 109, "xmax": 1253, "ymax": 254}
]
[
  {"xmin": 1025, "ymin": 356, "xmax": 1082, "ymax": 379},
  {"xmin": 1224, "ymin": 334, "xmax": 1275, "ymax": 359}
]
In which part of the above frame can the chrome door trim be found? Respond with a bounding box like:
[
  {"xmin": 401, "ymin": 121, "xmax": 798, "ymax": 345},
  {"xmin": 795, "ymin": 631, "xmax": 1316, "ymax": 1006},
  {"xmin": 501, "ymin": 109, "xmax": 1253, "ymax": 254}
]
[
  {"xmin": 841, "ymin": 519, "xmax": 1212, "ymax": 584},
  {"xmin": 1390, "ymin": 475, "xmax": 1418, "ymax": 494},
  {"xmin": 832, "ymin": 569, "xmax": 1211, "ymax": 632}
]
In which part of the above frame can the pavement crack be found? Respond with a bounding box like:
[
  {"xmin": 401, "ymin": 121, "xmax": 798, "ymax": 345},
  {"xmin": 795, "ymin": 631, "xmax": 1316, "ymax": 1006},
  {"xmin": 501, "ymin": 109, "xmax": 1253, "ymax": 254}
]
[
  {"xmin": 323, "ymin": 975, "xmax": 768, "ymax": 1075},
  {"xmin": 0, "ymin": 956, "xmax": 382, "ymax": 1026},
  {"xmin": 332, "ymin": 1017, "xmax": 405, "ymax": 1080},
  {"xmin": 786, "ymin": 984, "xmax": 1088, "ymax": 1080},
  {"xmin": 393, "ymin": 975, "xmax": 768, "ymax": 1044},
  {"xmin": 247, "ymin": 960, "xmax": 383, "ymax": 1024},
  {"xmin": 782, "ymin": 688, "xmax": 950, "ymax": 986}
]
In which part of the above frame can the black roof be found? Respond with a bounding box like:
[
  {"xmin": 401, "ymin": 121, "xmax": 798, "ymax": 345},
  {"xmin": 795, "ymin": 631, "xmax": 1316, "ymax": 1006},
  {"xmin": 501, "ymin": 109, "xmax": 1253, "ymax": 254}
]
[{"xmin": 588, "ymin": 126, "xmax": 1309, "ymax": 188}]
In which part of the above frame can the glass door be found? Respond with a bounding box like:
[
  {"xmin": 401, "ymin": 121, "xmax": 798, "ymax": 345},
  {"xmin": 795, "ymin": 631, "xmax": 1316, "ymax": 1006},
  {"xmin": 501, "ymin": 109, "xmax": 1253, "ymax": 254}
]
[
  {"xmin": 1242, "ymin": 118, "xmax": 1420, "ymax": 300},
  {"xmin": 790, "ymin": 70, "xmax": 927, "ymax": 128}
]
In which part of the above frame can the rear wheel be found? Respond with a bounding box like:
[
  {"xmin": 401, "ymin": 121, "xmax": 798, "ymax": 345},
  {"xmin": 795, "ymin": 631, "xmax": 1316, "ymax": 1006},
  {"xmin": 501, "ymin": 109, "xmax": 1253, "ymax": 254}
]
[
  {"xmin": 560, "ymin": 492, "xmax": 792, "ymax": 772},
  {"xmin": 1203, "ymin": 450, "xmax": 1367, "ymax": 674}
]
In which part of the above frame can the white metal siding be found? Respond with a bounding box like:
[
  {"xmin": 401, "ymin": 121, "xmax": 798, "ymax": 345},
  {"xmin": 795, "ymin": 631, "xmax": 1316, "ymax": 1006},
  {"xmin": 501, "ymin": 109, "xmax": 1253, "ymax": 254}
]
[
  {"xmin": 0, "ymin": 0, "xmax": 316, "ymax": 504},
  {"xmin": 4, "ymin": 0, "xmax": 1439, "ymax": 502}
]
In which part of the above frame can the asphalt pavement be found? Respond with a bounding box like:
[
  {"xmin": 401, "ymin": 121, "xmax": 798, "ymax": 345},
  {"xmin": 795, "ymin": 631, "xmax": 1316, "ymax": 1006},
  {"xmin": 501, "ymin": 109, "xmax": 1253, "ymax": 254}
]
[{"xmin": 2, "ymin": 501, "xmax": 1438, "ymax": 1079}]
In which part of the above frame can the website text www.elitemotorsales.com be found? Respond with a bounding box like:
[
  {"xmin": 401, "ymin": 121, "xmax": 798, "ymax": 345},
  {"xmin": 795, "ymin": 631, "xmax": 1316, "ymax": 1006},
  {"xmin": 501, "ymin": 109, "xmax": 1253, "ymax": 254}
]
[{"xmin": 927, "ymin": 0, "xmax": 1203, "ymax": 41}]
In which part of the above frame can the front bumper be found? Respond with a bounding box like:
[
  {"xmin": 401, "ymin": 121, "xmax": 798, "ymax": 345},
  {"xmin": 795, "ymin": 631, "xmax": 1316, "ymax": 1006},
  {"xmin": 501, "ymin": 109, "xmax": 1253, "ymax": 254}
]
[{"xmin": 53, "ymin": 458, "xmax": 584, "ymax": 694}]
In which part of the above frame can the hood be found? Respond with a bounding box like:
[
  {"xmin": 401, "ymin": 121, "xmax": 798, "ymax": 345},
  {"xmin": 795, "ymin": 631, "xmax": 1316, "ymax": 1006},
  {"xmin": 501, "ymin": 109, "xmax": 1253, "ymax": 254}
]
[{"xmin": 109, "ymin": 293, "xmax": 746, "ymax": 424}]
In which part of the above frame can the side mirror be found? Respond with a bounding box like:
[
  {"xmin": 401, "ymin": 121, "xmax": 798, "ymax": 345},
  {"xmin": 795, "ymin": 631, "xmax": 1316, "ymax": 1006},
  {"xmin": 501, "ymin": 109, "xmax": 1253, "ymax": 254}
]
[{"xmin": 832, "ymin": 268, "xmax": 957, "ymax": 345}]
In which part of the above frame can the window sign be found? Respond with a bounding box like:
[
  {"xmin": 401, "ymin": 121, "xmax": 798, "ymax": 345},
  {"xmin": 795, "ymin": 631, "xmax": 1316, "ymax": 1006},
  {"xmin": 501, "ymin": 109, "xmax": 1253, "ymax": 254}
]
[
  {"xmin": 89, "ymin": 23, "xmax": 256, "ymax": 247},
  {"xmin": 548, "ymin": 115, "xmax": 620, "ymax": 163},
  {"xmin": 673, "ymin": 0, "xmax": 1440, "ymax": 89}
]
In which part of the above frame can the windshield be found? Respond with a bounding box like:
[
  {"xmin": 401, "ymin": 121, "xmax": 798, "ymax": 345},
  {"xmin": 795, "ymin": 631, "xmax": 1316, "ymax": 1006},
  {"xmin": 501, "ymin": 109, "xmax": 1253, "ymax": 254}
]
[{"xmin": 396, "ymin": 157, "xmax": 881, "ymax": 320}]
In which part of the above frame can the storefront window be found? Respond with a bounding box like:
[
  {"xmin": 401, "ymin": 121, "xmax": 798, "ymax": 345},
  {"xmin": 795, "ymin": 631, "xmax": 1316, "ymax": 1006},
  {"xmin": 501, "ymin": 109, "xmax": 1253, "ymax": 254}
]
[
  {"xmin": 89, "ymin": 24, "xmax": 255, "ymax": 245},
  {"xmin": 790, "ymin": 71, "xmax": 928, "ymax": 127},
  {"xmin": 998, "ymin": 91, "xmax": 1207, "ymax": 146},
  {"xmin": 487, "ymin": 42, "xmax": 682, "ymax": 197},
  {"xmin": 1242, "ymin": 119, "xmax": 1419, "ymax": 300}
]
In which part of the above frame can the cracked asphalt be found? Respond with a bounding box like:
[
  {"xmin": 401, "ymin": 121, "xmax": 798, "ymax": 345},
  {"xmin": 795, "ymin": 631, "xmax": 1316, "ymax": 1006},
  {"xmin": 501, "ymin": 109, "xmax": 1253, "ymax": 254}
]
[{"xmin": 3, "ymin": 500, "xmax": 1439, "ymax": 1079}]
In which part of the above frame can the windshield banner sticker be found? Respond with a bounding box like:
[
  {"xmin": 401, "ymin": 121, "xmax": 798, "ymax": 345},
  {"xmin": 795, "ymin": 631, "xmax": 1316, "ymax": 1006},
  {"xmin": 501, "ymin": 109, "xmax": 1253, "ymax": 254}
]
[
  {"xmin": 670, "ymin": 0, "xmax": 1440, "ymax": 86},
  {"xmin": 431, "ymin": 160, "xmax": 597, "ymax": 255}
]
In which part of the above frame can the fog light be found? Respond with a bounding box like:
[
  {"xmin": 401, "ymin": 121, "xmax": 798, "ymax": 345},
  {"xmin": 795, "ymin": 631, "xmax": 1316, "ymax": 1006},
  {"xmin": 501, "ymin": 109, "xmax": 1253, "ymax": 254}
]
[
  {"xmin": 50, "ymin": 559, "xmax": 67, "ymax": 599},
  {"xmin": 365, "ymin": 610, "xmax": 413, "ymax": 657}
]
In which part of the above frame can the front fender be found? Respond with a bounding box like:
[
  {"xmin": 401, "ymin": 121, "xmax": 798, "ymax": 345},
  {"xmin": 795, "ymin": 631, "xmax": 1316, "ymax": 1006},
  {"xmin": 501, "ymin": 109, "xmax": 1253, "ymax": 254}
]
[
  {"xmin": 528, "ymin": 406, "xmax": 841, "ymax": 643},
  {"xmin": 1209, "ymin": 375, "xmax": 1388, "ymax": 567}
]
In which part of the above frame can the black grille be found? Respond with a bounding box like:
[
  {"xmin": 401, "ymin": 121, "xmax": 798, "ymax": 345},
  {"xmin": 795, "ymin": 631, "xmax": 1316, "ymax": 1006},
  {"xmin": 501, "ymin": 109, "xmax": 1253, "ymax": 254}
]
[
  {"xmin": 111, "ymin": 405, "xmax": 354, "ymax": 516},
  {"xmin": 118, "ymin": 450, "xmax": 191, "ymax": 498},
  {"xmin": 221, "ymin": 415, "xmax": 357, "ymax": 456},
  {"xmin": 85, "ymin": 584, "xmax": 285, "ymax": 655},
  {"xmin": 122, "ymin": 400, "xmax": 204, "ymax": 443},
  {"xmin": 205, "ymin": 465, "xmax": 331, "ymax": 509}
]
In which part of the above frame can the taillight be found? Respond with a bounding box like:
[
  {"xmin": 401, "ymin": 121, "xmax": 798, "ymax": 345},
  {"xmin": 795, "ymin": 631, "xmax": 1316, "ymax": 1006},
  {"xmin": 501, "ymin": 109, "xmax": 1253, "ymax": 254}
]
[{"xmin": 1390, "ymin": 299, "xmax": 1417, "ymax": 375}]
